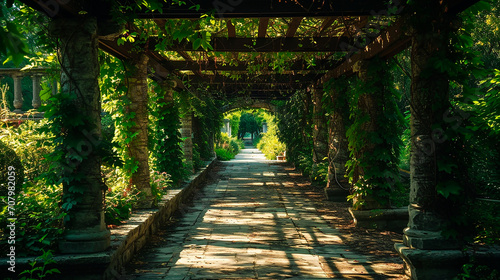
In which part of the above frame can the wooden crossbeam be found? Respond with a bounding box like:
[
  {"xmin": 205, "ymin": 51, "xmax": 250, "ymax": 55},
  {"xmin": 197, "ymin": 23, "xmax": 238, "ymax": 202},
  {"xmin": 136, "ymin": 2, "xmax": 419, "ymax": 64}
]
[
  {"xmin": 163, "ymin": 58, "xmax": 337, "ymax": 71},
  {"xmin": 184, "ymin": 73, "xmax": 319, "ymax": 84},
  {"xmin": 133, "ymin": 0, "xmax": 393, "ymax": 18},
  {"xmin": 258, "ymin": 18, "xmax": 270, "ymax": 38},
  {"xmin": 151, "ymin": 36, "xmax": 353, "ymax": 52},
  {"xmin": 286, "ymin": 17, "xmax": 303, "ymax": 38}
]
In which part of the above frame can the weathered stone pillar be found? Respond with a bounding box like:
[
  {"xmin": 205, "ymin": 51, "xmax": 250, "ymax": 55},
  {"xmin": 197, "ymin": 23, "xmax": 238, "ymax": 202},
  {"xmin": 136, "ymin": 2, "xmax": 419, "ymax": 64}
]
[
  {"xmin": 51, "ymin": 16, "xmax": 110, "ymax": 253},
  {"xmin": 181, "ymin": 111, "xmax": 194, "ymax": 173},
  {"xmin": 31, "ymin": 74, "xmax": 42, "ymax": 109},
  {"xmin": 395, "ymin": 1, "xmax": 464, "ymax": 279},
  {"xmin": 351, "ymin": 59, "xmax": 390, "ymax": 210},
  {"xmin": 311, "ymin": 86, "xmax": 328, "ymax": 175},
  {"xmin": 324, "ymin": 83, "xmax": 350, "ymax": 201},
  {"xmin": 125, "ymin": 53, "xmax": 153, "ymax": 208},
  {"xmin": 12, "ymin": 73, "xmax": 23, "ymax": 113}
]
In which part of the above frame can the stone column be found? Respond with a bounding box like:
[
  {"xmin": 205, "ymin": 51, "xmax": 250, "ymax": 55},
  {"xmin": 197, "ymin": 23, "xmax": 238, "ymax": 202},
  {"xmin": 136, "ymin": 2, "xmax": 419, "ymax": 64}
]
[
  {"xmin": 181, "ymin": 111, "xmax": 194, "ymax": 173},
  {"xmin": 50, "ymin": 16, "xmax": 110, "ymax": 253},
  {"xmin": 312, "ymin": 86, "xmax": 328, "ymax": 173},
  {"xmin": 395, "ymin": 1, "xmax": 464, "ymax": 279},
  {"xmin": 125, "ymin": 53, "xmax": 153, "ymax": 208},
  {"xmin": 351, "ymin": 59, "xmax": 390, "ymax": 209},
  {"xmin": 324, "ymin": 83, "xmax": 350, "ymax": 201},
  {"xmin": 12, "ymin": 73, "xmax": 23, "ymax": 113},
  {"xmin": 31, "ymin": 74, "xmax": 42, "ymax": 109}
]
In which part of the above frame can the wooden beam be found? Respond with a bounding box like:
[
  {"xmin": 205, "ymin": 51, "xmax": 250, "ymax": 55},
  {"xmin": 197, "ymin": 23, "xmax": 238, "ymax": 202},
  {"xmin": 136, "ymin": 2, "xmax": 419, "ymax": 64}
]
[
  {"xmin": 226, "ymin": 20, "xmax": 236, "ymax": 38},
  {"xmin": 286, "ymin": 17, "xmax": 303, "ymax": 38},
  {"xmin": 151, "ymin": 36, "xmax": 353, "ymax": 52},
  {"xmin": 133, "ymin": 0, "xmax": 395, "ymax": 18},
  {"xmin": 184, "ymin": 73, "xmax": 319, "ymax": 84},
  {"xmin": 258, "ymin": 18, "xmax": 270, "ymax": 38},
  {"xmin": 162, "ymin": 58, "xmax": 337, "ymax": 71},
  {"xmin": 320, "ymin": 19, "xmax": 410, "ymax": 83}
]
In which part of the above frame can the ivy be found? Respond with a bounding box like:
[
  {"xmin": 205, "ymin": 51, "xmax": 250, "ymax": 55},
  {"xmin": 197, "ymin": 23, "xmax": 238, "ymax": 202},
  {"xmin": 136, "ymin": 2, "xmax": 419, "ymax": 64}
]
[
  {"xmin": 148, "ymin": 80, "xmax": 186, "ymax": 185},
  {"xmin": 342, "ymin": 57, "xmax": 404, "ymax": 209}
]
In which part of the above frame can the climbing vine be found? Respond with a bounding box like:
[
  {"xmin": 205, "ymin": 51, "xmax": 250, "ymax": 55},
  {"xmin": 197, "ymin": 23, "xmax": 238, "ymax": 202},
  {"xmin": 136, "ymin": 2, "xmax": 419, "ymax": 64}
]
[
  {"xmin": 344, "ymin": 57, "xmax": 404, "ymax": 209},
  {"xmin": 148, "ymin": 80, "xmax": 186, "ymax": 185}
]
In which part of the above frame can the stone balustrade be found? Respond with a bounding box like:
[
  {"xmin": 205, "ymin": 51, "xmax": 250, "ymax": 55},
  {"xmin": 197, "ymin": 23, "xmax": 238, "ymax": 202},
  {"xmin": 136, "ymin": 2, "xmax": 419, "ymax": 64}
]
[{"xmin": 0, "ymin": 68, "xmax": 57, "ymax": 119}]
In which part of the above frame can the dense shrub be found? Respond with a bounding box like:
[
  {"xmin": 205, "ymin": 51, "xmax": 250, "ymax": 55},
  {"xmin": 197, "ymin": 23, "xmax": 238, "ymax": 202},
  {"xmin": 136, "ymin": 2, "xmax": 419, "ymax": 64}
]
[
  {"xmin": 215, "ymin": 148, "xmax": 235, "ymax": 161},
  {"xmin": 256, "ymin": 132, "xmax": 286, "ymax": 160},
  {"xmin": 215, "ymin": 132, "xmax": 242, "ymax": 161}
]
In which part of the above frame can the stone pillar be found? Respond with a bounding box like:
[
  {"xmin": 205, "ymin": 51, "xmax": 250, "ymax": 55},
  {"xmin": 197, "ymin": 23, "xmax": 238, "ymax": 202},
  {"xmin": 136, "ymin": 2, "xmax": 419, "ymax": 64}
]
[
  {"xmin": 262, "ymin": 122, "xmax": 267, "ymax": 133},
  {"xmin": 350, "ymin": 59, "xmax": 391, "ymax": 210},
  {"xmin": 312, "ymin": 86, "xmax": 328, "ymax": 172},
  {"xmin": 50, "ymin": 16, "xmax": 110, "ymax": 253},
  {"xmin": 12, "ymin": 73, "xmax": 23, "ymax": 113},
  {"xmin": 324, "ymin": 84, "xmax": 350, "ymax": 201},
  {"xmin": 125, "ymin": 53, "xmax": 153, "ymax": 208},
  {"xmin": 181, "ymin": 111, "xmax": 194, "ymax": 173},
  {"xmin": 31, "ymin": 74, "xmax": 42, "ymax": 109},
  {"xmin": 395, "ymin": 1, "xmax": 464, "ymax": 279}
]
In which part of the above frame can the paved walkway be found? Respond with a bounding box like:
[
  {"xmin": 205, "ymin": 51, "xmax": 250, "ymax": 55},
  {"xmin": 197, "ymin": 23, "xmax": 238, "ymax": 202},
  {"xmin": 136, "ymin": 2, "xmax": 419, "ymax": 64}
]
[{"xmin": 123, "ymin": 147, "xmax": 403, "ymax": 279}]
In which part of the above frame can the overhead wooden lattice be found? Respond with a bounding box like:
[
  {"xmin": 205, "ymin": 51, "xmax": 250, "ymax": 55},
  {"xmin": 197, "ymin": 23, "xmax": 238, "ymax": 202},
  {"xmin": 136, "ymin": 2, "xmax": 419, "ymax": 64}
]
[{"xmin": 22, "ymin": 0, "xmax": 479, "ymax": 100}]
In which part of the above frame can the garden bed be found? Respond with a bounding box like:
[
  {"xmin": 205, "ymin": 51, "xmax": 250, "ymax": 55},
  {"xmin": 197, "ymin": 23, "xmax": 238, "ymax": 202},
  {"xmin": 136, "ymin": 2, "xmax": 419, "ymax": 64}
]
[{"xmin": 0, "ymin": 158, "xmax": 216, "ymax": 280}]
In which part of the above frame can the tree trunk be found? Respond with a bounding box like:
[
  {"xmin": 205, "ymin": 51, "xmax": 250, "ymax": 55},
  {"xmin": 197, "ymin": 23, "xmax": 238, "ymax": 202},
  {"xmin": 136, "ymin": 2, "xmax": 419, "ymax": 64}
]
[
  {"xmin": 51, "ymin": 16, "xmax": 110, "ymax": 253},
  {"xmin": 125, "ymin": 53, "xmax": 153, "ymax": 207}
]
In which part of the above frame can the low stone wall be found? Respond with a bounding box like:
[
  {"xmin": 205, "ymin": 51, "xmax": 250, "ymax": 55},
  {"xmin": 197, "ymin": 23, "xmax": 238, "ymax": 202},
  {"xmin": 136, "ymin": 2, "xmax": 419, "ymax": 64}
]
[{"xmin": 0, "ymin": 158, "xmax": 216, "ymax": 280}]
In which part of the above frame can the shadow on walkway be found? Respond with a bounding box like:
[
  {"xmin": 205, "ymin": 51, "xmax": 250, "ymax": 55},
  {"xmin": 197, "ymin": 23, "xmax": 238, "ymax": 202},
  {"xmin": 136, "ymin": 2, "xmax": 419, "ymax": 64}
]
[{"xmin": 122, "ymin": 146, "xmax": 405, "ymax": 279}]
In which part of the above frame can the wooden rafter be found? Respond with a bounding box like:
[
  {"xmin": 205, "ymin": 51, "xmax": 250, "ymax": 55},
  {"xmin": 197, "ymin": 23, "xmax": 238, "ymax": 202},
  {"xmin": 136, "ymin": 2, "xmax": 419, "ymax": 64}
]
[
  {"xmin": 258, "ymin": 18, "xmax": 270, "ymax": 38},
  {"xmin": 162, "ymin": 58, "xmax": 337, "ymax": 72},
  {"xmin": 151, "ymin": 36, "xmax": 353, "ymax": 52},
  {"xmin": 226, "ymin": 20, "xmax": 236, "ymax": 38},
  {"xmin": 317, "ymin": 17, "xmax": 337, "ymax": 36},
  {"xmin": 286, "ymin": 17, "xmax": 303, "ymax": 38},
  {"xmin": 320, "ymin": 19, "xmax": 410, "ymax": 83}
]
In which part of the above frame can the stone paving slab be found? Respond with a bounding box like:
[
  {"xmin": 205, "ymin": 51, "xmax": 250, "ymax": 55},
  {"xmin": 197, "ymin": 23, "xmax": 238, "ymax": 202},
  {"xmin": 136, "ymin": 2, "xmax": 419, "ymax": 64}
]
[{"xmin": 122, "ymin": 147, "xmax": 404, "ymax": 279}]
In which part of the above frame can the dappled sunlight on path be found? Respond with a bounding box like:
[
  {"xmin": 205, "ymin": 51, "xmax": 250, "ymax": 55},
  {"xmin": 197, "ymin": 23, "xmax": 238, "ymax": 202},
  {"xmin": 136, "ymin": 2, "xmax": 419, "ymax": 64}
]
[{"xmin": 123, "ymin": 146, "xmax": 404, "ymax": 279}]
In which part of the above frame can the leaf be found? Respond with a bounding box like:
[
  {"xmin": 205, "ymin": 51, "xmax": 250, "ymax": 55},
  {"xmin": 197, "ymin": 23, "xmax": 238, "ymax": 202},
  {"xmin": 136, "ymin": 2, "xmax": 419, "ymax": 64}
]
[{"xmin": 436, "ymin": 181, "xmax": 461, "ymax": 198}]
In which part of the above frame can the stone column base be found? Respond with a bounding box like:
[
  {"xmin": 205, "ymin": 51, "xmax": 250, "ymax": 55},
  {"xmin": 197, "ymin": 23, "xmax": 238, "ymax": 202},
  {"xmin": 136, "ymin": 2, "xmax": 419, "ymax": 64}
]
[
  {"xmin": 59, "ymin": 229, "xmax": 111, "ymax": 254},
  {"xmin": 395, "ymin": 243, "xmax": 466, "ymax": 280},
  {"xmin": 324, "ymin": 183, "xmax": 349, "ymax": 202},
  {"xmin": 349, "ymin": 207, "xmax": 408, "ymax": 232}
]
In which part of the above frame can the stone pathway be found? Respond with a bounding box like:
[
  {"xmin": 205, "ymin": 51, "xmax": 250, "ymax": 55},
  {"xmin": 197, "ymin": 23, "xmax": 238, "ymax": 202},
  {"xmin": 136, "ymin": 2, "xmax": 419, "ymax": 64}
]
[{"xmin": 122, "ymin": 147, "xmax": 404, "ymax": 279}]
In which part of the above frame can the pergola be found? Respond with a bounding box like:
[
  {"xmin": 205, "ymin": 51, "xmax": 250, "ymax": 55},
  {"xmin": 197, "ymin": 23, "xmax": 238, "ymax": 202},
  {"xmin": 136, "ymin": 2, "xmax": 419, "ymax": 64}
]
[{"xmin": 16, "ymin": 0, "xmax": 483, "ymax": 279}]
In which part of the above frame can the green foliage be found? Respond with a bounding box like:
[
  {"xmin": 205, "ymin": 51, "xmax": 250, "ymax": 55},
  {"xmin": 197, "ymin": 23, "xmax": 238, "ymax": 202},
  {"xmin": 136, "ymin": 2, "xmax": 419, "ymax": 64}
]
[
  {"xmin": 0, "ymin": 2, "xmax": 29, "ymax": 66},
  {"xmin": 0, "ymin": 139, "xmax": 24, "ymax": 197},
  {"xmin": 215, "ymin": 132, "xmax": 242, "ymax": 161},
  {"xmin": 150, "ymin": 170, "xmax": 172, "ymax": 199},
  {"xmin": 238, "ymin": 113, "xmax": 260, "ymax": 139},
  {"xmin": 276, "ymin": 90, "xmax": 313, "ymax": 171},
  {"xmin": 100, "ymin": 53, "xmax": 138, "ymax": 182},
  {"xmin": 19, "ymin": 249, "xmax": 61, "ymax": 280},
  {"xmin": 102, "ymin": 166, "xmax": 138, "ymax": 225},
  {"xmin": 457, "ymin": 257, "xmax": 499, "ymax": 280},
  {"xmin": 1, "ymin": 121, "xmax": 64, "ymax": 255},
  {"xmin": 255, "ymin": 113, "xmax": 286, "ymax": 160},
  {"xmin": 148, "ymin": 81, "xmax": 186, "ymax": 185},
  {"xmin": 215, "ymin": 148, "xmax": 235, "ymax": 161},
  {"xmin": 329, "ymin": 58, "xmax": 404, "ymax": 208}
]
